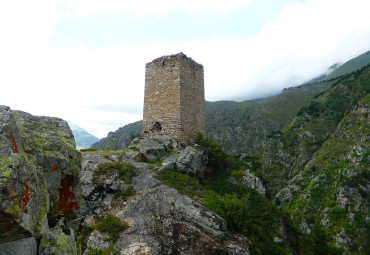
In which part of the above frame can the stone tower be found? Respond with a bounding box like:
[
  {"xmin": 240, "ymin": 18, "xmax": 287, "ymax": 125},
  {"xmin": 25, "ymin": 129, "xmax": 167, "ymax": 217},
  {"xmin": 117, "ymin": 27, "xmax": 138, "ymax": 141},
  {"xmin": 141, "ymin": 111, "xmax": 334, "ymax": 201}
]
[{"xmin": 142, "ymin": 53, "xmax": 206, "ymax": 145}]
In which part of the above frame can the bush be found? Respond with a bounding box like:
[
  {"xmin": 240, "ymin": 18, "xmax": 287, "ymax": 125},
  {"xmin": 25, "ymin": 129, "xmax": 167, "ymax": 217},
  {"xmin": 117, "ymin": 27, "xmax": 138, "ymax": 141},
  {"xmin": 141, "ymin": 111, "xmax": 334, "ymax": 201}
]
[
  {"xmin": 195, "ymin": 133, "xmax": 228, "ymax": 170},
  {"xmin": 309, "ymin": 223, "xmax": 343, "ymax": 255},
  {"xmin": 95, "ymin": 214, "xmax": 129, "ymax": 243}
]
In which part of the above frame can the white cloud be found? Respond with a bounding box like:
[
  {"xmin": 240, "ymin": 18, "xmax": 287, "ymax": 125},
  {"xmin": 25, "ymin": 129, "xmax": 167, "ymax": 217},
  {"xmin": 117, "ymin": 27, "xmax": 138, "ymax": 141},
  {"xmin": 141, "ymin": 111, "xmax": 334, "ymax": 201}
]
[
  {"xmin": 56, "ymin": 0, "xmax": 254, "ymax": 18},
  {"xmin": 1, "ymin": 0, "xmax": 370, "ymax": 138}
]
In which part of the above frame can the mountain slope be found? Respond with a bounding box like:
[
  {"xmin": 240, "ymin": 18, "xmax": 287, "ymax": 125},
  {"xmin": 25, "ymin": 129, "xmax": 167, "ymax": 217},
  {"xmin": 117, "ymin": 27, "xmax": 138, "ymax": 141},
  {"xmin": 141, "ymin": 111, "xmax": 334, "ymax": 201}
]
[
  {"xmin": 68, "ymin": 122, "xmax": 100, "ymax": 149},
  {"xmin": 91, "ymin": 121, "xmax": 142, "ymax": 150},
  {"xmin": 206, "ymin": 80, "xmax": 334, "ymax": 155},
  {"xmin": 260, "ymin": 66, "xmax": 370, "ymax": 253},
  {"xmin": 323, "ymin": 51, "xmax": 370, "ymax": 81}
]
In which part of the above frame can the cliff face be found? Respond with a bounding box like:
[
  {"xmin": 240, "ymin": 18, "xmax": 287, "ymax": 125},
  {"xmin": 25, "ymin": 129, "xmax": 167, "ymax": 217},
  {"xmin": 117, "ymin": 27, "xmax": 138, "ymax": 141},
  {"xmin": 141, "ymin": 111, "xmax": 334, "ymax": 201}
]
[{"xmin": 0, "ymin": 106, "xmax": 82, "ymax": 254}]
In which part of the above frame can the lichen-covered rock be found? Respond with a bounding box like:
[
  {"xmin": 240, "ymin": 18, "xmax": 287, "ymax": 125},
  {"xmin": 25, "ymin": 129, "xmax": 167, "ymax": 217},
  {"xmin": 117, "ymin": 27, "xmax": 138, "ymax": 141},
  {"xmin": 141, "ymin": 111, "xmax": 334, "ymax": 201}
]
[
  {"xmin": 128, "ymin": 136, "xmax": 180, "ymax": 162},
  {"xmin": 240, "ymin": 169, "xmax": 266, "ymax": 196},
  {"xmin": 0, "ymin": 106, "xmax": 82, "ymax": 248},
  {"xmin": 39, "ymin": 219, "xmax": 77, "ymax": 255},
  {"xmin": 159, "ymin": 144, "xmax": 208, "ymax": 178},
  {"xmin": 80, "ymin": 154, "xmax": 130, "ymax": 214}
]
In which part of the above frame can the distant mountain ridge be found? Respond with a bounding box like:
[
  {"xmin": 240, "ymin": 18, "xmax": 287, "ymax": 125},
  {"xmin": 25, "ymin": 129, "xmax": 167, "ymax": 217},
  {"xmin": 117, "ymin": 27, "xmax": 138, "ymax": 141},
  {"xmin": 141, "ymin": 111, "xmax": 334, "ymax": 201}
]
[{"xmin": 68, "ymin": 122, "xmax": 100, "ymax": 149}]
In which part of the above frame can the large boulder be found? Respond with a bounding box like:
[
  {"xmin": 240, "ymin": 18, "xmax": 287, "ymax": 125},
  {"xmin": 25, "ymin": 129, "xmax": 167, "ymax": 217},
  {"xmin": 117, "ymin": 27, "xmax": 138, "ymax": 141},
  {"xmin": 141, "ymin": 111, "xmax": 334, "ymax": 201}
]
[
  {"xmin": 160, "ymin": 144, "xmax": 208, "ymax": 178},
  {"xmin": 127, "ymin": 135, "xmax": 180, "ymax": 162},
  {"xmin": 0, "ymin": 105, "xmax": 81, "ymax": 252}
]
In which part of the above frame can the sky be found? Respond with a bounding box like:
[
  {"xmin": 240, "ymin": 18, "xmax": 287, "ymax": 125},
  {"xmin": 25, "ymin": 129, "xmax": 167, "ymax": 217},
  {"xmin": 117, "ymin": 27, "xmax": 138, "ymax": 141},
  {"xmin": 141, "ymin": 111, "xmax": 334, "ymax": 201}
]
[{"xmin": 1, "ymin": 0, "xmax": 370, "ymax": 138}]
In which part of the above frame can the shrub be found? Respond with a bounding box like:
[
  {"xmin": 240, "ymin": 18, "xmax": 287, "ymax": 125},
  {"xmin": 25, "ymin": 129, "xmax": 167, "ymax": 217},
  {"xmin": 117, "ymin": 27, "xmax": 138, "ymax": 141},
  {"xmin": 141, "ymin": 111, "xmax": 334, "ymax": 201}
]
[
  {"xmin": 95, "ymin": 214, "xmax": 129, "ymax": 243},
  {"xmin": 195, "ymin": 133, "xmax": 228, "ymax": 170}
]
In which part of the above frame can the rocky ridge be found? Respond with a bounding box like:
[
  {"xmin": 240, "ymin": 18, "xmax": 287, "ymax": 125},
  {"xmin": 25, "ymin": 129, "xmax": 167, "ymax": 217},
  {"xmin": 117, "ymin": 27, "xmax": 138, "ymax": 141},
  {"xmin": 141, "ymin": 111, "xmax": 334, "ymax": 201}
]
[
  {"xmin": 80, "ymin": 136, "xmax": 249, "ymax": 254},
  {"xmin": 1, "ymin": 114, "xmax": 252, "ymax": 254}
]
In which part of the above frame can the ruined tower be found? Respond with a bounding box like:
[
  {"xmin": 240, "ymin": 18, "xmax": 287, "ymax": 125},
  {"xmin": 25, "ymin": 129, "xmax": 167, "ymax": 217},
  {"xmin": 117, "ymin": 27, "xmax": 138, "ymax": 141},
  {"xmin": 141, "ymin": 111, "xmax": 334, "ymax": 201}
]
[{"xmin": 142, "ymin": 53, "xmax": 206, "ymax": 144}]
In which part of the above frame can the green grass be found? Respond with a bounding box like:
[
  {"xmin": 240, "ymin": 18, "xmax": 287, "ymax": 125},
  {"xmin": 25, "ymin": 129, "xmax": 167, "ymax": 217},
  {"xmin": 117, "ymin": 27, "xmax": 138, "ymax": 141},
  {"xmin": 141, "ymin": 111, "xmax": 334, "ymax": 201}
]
[
  {"xmin": 322, "ymin": 51, "xmax": 370, "ymax": 81},
  {"xmin": 93, "ymin": 161, "xmax": 137, "ymax": 184},
  {"xmin": 87, "ymin": 247, "xmax": 120, "ymax": 255}
]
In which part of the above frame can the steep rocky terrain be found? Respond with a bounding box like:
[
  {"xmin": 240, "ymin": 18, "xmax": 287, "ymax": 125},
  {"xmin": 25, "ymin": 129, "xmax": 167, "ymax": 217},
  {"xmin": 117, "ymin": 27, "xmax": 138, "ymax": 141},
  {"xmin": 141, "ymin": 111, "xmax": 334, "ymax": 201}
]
[
  {"xmin": 260, "ymin": 66, "xmax": 370, "ymax": 253},
  {"xmin": 0, "ymin": 109, "xmax": 255, "ymax": 254},
  {"xmin": 79, "ymin": 138, "xmax": 249, "ymax": 255}
]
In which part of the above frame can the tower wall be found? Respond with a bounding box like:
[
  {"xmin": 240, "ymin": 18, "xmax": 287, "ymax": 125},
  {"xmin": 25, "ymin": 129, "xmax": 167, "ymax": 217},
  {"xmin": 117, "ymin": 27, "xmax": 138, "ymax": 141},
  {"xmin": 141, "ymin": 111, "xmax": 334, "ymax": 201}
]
[{"xmin": 142, "ymin": 53, "xmax": 205, "ymax": 144}]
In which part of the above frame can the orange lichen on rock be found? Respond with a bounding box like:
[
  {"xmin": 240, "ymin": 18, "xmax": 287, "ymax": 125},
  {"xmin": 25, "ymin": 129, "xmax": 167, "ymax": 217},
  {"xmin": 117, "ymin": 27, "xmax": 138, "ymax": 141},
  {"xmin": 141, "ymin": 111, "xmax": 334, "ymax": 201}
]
[
  {"xmin": 18, "ymin": 180, "xmax": 30, "ymax": 214},
  {"xmin": 10, "ymin": 134, "xmax": 19, "ymax": 153},
  {"xmin": 58, "ymin": 175, "xmax": 79, "ymax": 215},
  {"xmin": 50, "ymin": 164, "xmax": 60, "ymax": 172}
]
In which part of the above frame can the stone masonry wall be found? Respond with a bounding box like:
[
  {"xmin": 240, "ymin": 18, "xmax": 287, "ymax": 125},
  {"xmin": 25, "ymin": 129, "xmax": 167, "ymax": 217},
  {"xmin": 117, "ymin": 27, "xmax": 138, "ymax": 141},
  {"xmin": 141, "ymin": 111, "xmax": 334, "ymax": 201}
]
[
  {"xmin": 180, "ymin": 55, "xmax": 206, "ymax": 143},
  {"xmin": 142, "ymin": 53, "xmax": 205, "ymax": 144}
]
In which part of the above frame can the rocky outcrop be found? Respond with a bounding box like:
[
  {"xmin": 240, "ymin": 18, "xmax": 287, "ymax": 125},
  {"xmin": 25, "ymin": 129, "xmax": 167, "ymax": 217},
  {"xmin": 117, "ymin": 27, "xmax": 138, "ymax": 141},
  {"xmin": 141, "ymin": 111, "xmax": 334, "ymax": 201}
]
[
  {"xmin": 0, "ymin": 105, "xmax": 82, "ymax": 253},
  {"xmin": 160, "ymin": 144, "xmax": 208, "ymax": 178},
  {"xmin": 80, "ymin": 151, "xmax": 249, "ymax": 255},
  {"xmin": 240, "ymin": 169, "xmax": 266, "ymax": 196},
  {"xmin": 127, "ymin": 135, "xmax": 181, "ymax": 162}
]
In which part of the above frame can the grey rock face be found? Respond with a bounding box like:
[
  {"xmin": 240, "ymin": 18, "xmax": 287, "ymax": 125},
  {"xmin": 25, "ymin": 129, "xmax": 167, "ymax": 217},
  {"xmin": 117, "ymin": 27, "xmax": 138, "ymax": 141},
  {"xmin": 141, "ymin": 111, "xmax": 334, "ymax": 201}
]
[
  {"xmin": 80, "ymin": 154, "xmax": 129, "ymax": 214},
  {"xmin": 174, "ymin": 144, "xmax": 208, "ymax": 178},
  {"xmin": 241, "ymin": 169, "xmax": 266, "ymax": 196},
  {"xmin": 128, "ymin": 135, "xmax": 180, "ymax": 162},
  {"xmin": 82, "ymin": 153, "xmax": 249, "ymax": 255},
  {"xmin": 0, "ymin": 237, "xmax": 37, "ymax": 255},
  {"xmin": 159, "ymin": 144, "xmax": 208, "ymax": 178}
]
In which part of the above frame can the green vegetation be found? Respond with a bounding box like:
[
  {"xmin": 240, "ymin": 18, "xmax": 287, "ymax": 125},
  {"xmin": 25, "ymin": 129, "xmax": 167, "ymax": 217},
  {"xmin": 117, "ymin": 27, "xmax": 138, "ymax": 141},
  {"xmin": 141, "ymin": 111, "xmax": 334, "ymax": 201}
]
[
  {"xmin": 95, "ymin": 214, "xmax": 129, "ymax": 243},
  {"xmin": 157, "ymin": 134, "xmax": 306, "ymax": 254},
  {"xmin": 93, "ymin": 161, "xmax": 137, "ymax": 184},
  {"xmin": 308, "ymin": 223, "xmax": 343, "ymax": 255},
  {"xmin": 77, "ymin": 215, "xmax": 128, "ymax": 254},
  {"xmin": 77, "ymin": 224, "xmax": 94, "ymax": 252},
  {"xmin": 260, "ymin": 66, "xmax": 370, "ymax": 254},
  {"xmin": 113, "ymin": 186, "xmax": 136, "ymax": 201},
  {"xmin": 80, "ymin": 148, "xmax": 97, "ymax": 152},
  {"xmin": 87, "ymin": 247, "xmax": 120, "ymax": 255},
  {"xmin": 360, "ymin": 93, "xmax": 370, "ymax": 104},
  {"xmin": 92, "ymin": 121, "xmax": 143, "ymax": 150}
]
